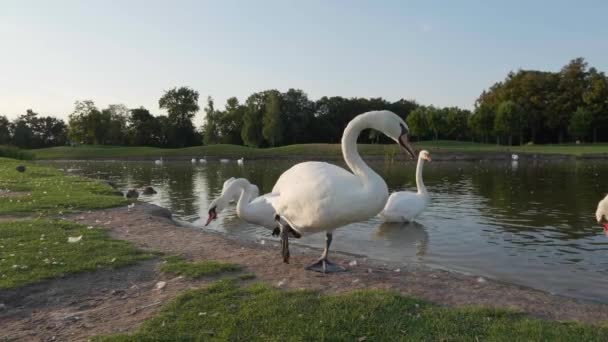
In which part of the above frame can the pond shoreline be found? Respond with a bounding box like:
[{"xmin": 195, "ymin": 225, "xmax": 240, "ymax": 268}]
[{"xmin": 64, "ymin": 203, "xmax": 608, "ymax": 321}]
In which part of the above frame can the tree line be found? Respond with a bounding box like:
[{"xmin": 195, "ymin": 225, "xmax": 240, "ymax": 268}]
[{"xmin": 1, "ymin": 57, "xmax": 606, "ymax": 149}]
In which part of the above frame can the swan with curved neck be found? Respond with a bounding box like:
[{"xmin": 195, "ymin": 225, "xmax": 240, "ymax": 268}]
[
  {"xmin": 271, "ymin": 110, "xmax": 416, "ymax": 272},
  {"xmin": 205, "ymin": 178, "xmax": 301, "ymax": 237},
  {"xmin": 596, "ymin": 194, "xmax": 608, "ymax": 234},
  {"xmin": 380, "ymin": 150, "xmax": 431, "ymax": 223}
]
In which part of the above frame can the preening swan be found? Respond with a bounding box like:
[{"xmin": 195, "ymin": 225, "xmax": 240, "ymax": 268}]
[
  {"xmin": 272, "ymin": 110, "xmax": 416, "ymax": 273},
  {"xmin": 596, "ymin": 194, "xmax": 608, "ymax": 234},
  {"xmin": 205, "ymin": 178, "xmax": 301, "ymax": 237},
  {"xmin": 379, "ymin": 150, "xmax": 431, "ymax": 223}
]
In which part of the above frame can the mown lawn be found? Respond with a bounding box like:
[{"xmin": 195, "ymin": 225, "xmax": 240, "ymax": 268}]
[
  {"xmin": 101, "ymin": 280, "xmax": 608, "ymax": 341},
  {"xmin": 31, "ymin": 141, "xmax": 608, "ymax": 160},
  {"xmin": 0, "ymin": 157, "xmax": 127, "ymax": 215}
]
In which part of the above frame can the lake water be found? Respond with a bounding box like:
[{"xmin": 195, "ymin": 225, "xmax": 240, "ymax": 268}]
[{"xmin": 44, "ymin": 158, "xmax": 608, "ymax": 303}]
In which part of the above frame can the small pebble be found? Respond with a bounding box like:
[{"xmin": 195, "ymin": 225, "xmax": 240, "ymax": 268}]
[
  {"xmin": 155, "ymin": 281, "xmax": 167, "ymax": 290},
  {"xmin": 348, "ymin": 260, "xmax": 357, "ymax": 267},
  {"xmin": 477, "ymin": 277, "xmax": 487, "ymax": 283}
]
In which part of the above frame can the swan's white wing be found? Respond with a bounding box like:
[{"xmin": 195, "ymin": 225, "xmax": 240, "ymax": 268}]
[
  {"xmin": 271, "ymin": 162, "xmax": 387, "ymax": 232},
  {"xmin": 380, "ymin": 191, "xmax": 428, "ymax": 222},
  {"xmin": 241, "ymin": 192, "xmax": 279, "ymax": 230}
]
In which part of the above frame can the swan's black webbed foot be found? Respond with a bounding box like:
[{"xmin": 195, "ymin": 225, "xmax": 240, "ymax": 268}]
[{"xmin": 305, "ymin": 259, "xmax": 346, "ymax": 273}]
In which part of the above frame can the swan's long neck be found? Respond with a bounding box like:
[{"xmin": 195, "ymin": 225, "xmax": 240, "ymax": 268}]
[
  {"xmin": 234, "ymin": 181, "xmax": 255, "ymax": 216},
  {"xmin": 415, "ymin": 156, "xmax": 427, "ymax": 195},
  {"xmin": 341, "ymin": 117, "xmax": 377, "ymax": 181}
]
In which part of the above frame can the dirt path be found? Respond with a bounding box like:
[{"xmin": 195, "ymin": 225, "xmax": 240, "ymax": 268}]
[{"xmin": 3, "ymin": 203, "xmax": 608, "ymax": 340}]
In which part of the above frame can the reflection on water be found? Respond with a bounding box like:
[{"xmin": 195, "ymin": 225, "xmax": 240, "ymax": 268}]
[{"xmin": 44, "ymin": 158, "xmax": 608, "ymax": 303}]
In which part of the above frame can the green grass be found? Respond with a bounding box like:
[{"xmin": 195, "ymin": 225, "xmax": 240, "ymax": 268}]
[
  {"xmin": 0, "ymin": 157, "xmax": 127, "ymax": 215},
  {"xmin": 0, "ymin": 219, "xmax": 152, "ymax": 289},
  {"xmin": 161, "ymin": 255, "xmax": 241, "ymax": 279},
  {"xmin": 100, "ymin": 280, "xmax": 608, "ymax": 341},
  {"xmin": 31, "ymin": 141, "xmax": 608, "ymax": 160}
]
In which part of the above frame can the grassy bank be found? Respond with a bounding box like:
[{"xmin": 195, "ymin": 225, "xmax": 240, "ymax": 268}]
[
  {"xmin": 101, "ymin": 279, "xmax": 608, "ymax": 341},
  {"xmin": 0, "ymin": 158, "xmax": 149, "ymax": 288},
  {"xmin": 0, "ymin": 219, "xmax": 152, "ymax": 289},
  {"xmin": 31, "ymin": 141, "xmax": 608, "ymax": 160},
  {"xmin": 0, "ymin": 157, "xmax": 127, "ymax": 215}
]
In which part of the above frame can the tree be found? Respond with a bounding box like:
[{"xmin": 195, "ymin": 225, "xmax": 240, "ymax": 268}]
[
  {"xmin": 568, "ymin": 107, "xmax": 593, "ymax": 141},
  {"xmin": 406, "ymin": 107, "xmax": 430, "ymax": 140},
  {"xmin": 202, "ymin": 96, "xmax": 220, "ymax": 145},
  {"xmin": 469, "ymin": 104, "xmax": 494, "ymax": 143},
  {"xmin": 426, "ymin": 106, "xmax": 447, "ymax": 140},
  {"xmin": 445, "ymin": 107, "xmax": 471, "ymax": 140},
  {"xmin": 280, "ymin": 89, "xmax": 315, "ymax": 144},
  {"xmin": 218, "ymin": 97, "xmax": 245, "ymax": 145},
  {"xmin": 158, "ymin": 86, "xmax": 200, "ymax": 147},
  {"xmin": 241, "ymin": 91, "xmax": 268, "ymax": 147},
  {"xmin": 583, "ymin": 69, "xmax": 608, "ymax": 142},
  {"xmin": 494, "ymin": 100, "xmax": 523, "ymax": 145},
  {"xmin": 548, "ymin": 58, "xmax": 588, "ymax": 143},
  {"xmin": 101, "ymin": 104, "xmax": 129, "ymax": 145},
  {"xmin": 0, "ymin": 116, "xmax": 10, "ymax": 144},
  {"xmin": 262, "ymin": 91, "xmax": 283, "ymax": 147},
  {"xmin": 129, "ymin": 107, "xmax": 161, "ymax": 146}
]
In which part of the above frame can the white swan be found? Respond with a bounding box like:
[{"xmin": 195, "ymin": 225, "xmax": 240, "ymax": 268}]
[
  {"xmin": 154, "ymin": 157, "xmax": 163, "ymax": 165},
  {"xmin": 511, "ymin": 154, "xmax": 519, "ymax": 161},
  {"xmin": 237, "ymin": 157, "xmax": 244, "ymax": 165},
  {"xmin": 220, "ymin": 158, "xmax": 230, "ymax": 163},
  {"xmin": 199, "ymin": 157, "xmax": 207, "ymax": 163},
  {"xmin": 272, "ymin": 110, "xmax": 416, "ymax": 272},
  {"xmin": 191, "ymin": 158, "xmax": 197, "ymax": 163},
  {"xmin": 379, "ymin": 150, "xmax": 431, "ymax": 223},
  {"xmin": 205, "ymin": 178, "xmax": 301, "ymax": 238},
  {"xmin": 596, "ymin": 194, "xmax": 608, "ymax": 234}
]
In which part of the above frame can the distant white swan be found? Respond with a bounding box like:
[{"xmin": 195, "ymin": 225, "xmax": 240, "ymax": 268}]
[
  {"xmin": 379, "ymin": 150, "xmax": 431, "ymax": 223},
  {"xmin": 237, "ymin": 157, "xmax": 244, "ymax": 165},
  {"xmin": 271, "ymin": 110, "xmax": 416, "ymax": 272},
  {"xmin": 205, "ymin": 178, "xmax": 299, "ymax": 238},
  {"xmin": 511, "ymin": 154, "xmax": 519, "ymax": 161},
  {"xmin": 154, "ymin": 157, "xmax": 163, "ymax": 165},
  {"xmin": 220, "ymin": 158, "xmax": 230, "ymax": 163},
  {"xmin": 596, "ymin": 194, "xmax": 608, "ymax": 234},
  {"xmin": 199, "ymin": 157, "xmax": 207, "ymax": 163},
  {"xmin": 191, "ymin": 158, "xmax": 197, "ymax": 163}
]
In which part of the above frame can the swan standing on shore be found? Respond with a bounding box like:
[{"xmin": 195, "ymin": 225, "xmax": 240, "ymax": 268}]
[
  {"xmin": 272, "ymin": 110, "xmax": 416, "ymax": 273},
  {"xmin": 596, "ymin": 194, "xmax": 608, "ymax": 234},
  {"xmin": 379, "ymin": 150, "xmax": 431, "ymax": 223},
  {"xmin": 205, "ymin": 178, "xmax": 301, "ymax": 238}
]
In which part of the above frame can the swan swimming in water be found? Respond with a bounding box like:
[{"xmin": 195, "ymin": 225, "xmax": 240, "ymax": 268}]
[
  {"xmin": 379, "ymin": 150, "xmax": 431, "ymax": 223},
  {"xmin": 205, "ymin": 177, "xmax": 300, "ymax": 238},
  {"xmin": 596, "ymin": 194, "xmax": 608, "ymax": 234},
  {"xmin": 272, "ymin": 110, "xmax": 416, "ymax": 273},
  {"xmin": 237, "ymin": 157, "xmax": 244, "ymax": 165},
  {"xmin": 154, "ymin": 157, "xmax": 163, "ymax": 165}
]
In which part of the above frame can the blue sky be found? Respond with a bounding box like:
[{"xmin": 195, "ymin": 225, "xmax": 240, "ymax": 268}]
[{"xmin": 1, "ymin": 0, "xmax": 606, "ymax": 125}]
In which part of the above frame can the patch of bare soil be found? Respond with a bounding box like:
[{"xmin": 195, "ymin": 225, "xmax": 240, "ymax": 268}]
[
  {"xmin": 3, "ymin": 202, "xmax": 608, "ymax": 341},
  {"xmin": 0, "ymin": 259, "xmax": 214, "ymax": 341}
]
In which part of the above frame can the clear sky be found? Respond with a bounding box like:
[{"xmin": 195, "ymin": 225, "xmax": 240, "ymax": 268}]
[{"xmin": 1, "ymin": 0, "xmax": 607, "ymax": 125}]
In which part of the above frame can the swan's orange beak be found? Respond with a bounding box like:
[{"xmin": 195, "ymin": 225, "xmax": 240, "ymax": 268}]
[
  {"xmin": 205, "ymin": 208, "xmax": 217, "ymax": 226},
  {"xmin": 603, "ymin": 223, "xmax": 608, "ymax": 236},
  {"xmin": 398, "ymin": 134, "xmax": 416, "ymax": 159}
]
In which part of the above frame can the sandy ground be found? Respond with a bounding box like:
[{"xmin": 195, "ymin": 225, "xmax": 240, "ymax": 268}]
[{"xmin": 2, "ymin": 203, "xmax": 608, "ymax": 341}]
